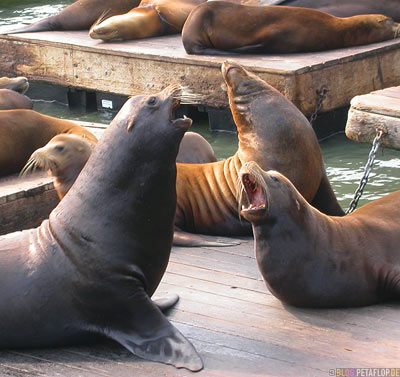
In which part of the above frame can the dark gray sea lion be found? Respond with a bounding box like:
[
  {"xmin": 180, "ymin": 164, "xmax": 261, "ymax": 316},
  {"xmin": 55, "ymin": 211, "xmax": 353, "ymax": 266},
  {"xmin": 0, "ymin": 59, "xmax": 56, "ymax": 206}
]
[
  {"xmin": 2, "ymin": 0, "xmax": 140, "ymax": 34},
  {"xmin": 182, "ymin": 2, "xmax": 400, "ymax": 55},
  {"xmin": 0, "ymin": 88, "xmax": 33, "ymax": 110},
  {"xmin": 0, "ymin": 76, "xmax": 29, "ymax": 94},
  {"xmin": 0, "ymin": 84, "xmax": 203, "ymax": 371},
  {"xmin": 174, "ymin": 61, "xmax": 344, "ymax": 237},
  {"xmin": 238, "ymin": 161, "xmax": 400, "ymax": 308}
]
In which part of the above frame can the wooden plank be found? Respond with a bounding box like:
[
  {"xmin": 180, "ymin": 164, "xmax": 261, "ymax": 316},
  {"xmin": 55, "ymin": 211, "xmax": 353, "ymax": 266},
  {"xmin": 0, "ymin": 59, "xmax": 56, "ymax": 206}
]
[{"xmin": 1, "ymin": 33, "xmax": 400, "ymax": 115}]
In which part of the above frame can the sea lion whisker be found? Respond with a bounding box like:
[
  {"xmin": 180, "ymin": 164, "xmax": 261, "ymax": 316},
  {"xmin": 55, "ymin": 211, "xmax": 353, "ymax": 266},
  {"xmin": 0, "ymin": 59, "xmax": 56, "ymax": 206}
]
[
  {"xmin": 91, "ymin": 8, "xmax": 112, "ymax": 30},
  {"xmin": 19, "ymin": 156, "xmax": 37, "ymax": 177}
]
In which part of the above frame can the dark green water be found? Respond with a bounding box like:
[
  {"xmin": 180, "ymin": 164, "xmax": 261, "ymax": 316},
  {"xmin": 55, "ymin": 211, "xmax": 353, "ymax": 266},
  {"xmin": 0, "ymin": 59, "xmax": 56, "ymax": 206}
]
[{"xmin": 1, "ymin": 1, "xmax": 400, "ymax": 211}]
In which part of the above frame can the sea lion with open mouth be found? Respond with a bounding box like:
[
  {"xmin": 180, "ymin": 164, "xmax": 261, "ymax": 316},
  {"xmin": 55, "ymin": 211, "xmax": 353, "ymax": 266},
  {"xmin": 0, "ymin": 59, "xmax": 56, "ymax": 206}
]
[
  {"xmin": 238, "ymin": 161, "xmax": 400, "ymax": 308},
  {"xmin": 0, "ymin": 84, "xmax": 203, "ymax": 371}
]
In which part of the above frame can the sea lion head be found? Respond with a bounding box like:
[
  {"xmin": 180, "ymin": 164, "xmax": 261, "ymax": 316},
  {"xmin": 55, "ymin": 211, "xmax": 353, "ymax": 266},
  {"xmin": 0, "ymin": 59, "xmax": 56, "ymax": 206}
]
[
  {"xmin": 89, "ymin": 10, "xmax": 126, "ymax": 41},
  {"xmin": 21, "ymin": 134, "xmax": 92, "ymax": 178},
  {"xmin": 348, "ymin": 14, "xmax": 400, "ymax": 44},
  {"xmin": 238, "ymin": 161, "xmax": 304, "ymax": 225},
  {"xmin": 89, "ymin": 7, "xmax": 162, "ymax": 42},
  {"xmin": 0, "ymin": 76, "xmax": 29, "ymax": 94},
  {"xmin": 122, "ymin": 84, "xmax": 193, "ymax": 154}
]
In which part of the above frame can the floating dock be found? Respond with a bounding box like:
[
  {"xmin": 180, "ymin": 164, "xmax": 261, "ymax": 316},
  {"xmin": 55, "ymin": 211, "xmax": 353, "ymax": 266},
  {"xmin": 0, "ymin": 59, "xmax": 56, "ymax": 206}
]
[
  {"xmin": 0, "ymin": 236, "xmax": 398, "ymax": 376},
  {"xmin": 346, "ymin": 86, "xmax": 400, "ymax": 150},
  {"xmin": 1, "ymin": 32, "xmax": 400, "ymax": 116}
]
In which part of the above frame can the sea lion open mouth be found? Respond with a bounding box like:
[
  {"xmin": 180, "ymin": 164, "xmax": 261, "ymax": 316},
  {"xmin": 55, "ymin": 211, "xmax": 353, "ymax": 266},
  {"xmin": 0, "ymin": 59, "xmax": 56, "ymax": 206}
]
[
  {"xmin": 237, "ymin": 162, "xmax": 268, "ymax": 220},
  {"xmin": 241, "ymin": 173, "xmax": 267, "ymax": 216}
]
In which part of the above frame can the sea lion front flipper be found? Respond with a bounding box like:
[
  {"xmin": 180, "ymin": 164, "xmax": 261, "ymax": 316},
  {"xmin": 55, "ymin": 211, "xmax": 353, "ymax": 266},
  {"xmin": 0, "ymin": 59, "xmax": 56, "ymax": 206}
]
[
  {"xmin": 173, "ymin": 229, "xmax": 241, "ymax": 247},
  {"xmin": 152, "ymin": 293, "xmax": 179, "ymax": 312},
  {"xmin": 108, "ymin": 288, "xmax": 203, "ymax": 372}
]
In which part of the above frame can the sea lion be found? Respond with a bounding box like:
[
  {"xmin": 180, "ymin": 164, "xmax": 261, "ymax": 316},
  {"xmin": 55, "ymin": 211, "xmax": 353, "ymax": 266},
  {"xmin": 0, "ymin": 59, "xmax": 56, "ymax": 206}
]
[
  {"xmin": 174, "ymin": 62, "xmax": 344, "ymax": 236},
  {"xmin": 279, "ymin": 0, "xmax": 400, "ymax": 23},
  {"xmin": 21, "ymin": 131, "xmax": 215, "ymax": 200},
  {"xmin": 0, "ymin": 84, "xmax": 203, "ymax": 371},
  {"xmin": 182, "ymin": 2, "xmax": 400, "ymax": 55},
  {"xmin": 0, "ymin": 109, "xmax": 97, "ymax": 177},
  {"xmin": 2, "ymin": 0, "xmax": 140, "ymax": 34},
  {"xmin": 0, "ymin": 89, "xmax": 33, "ymax": 110},
  {"xmin": 238, "ymin": 161, "xmax": 400, "ymax": 308},
  {"xmin": 0, "ymin": 76, "xmax": 29, "ymax": 94},
  {"xmin": 89, "ymin": 0, "xmax": 205, "ymax": 41}
]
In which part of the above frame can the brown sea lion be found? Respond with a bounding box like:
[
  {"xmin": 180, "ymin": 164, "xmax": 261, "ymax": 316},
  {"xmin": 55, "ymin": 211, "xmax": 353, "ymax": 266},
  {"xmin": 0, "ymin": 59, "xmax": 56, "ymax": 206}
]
[
  {"xmin": 0, "ymin": 76, "xmax": 29, "ymax": 94},
  {"xmin": 2, "ymin": 0, "xmax": 140, "ymax": 34},
  {"xmin": 0, "ymin": 109, "xmax": 97, "ymax": 177},
  {"xmin": 0, "ymin": 89, "xmax": 33, "ymax": 110},
  {"xmin": 238, "ymin": 161, "xmax": 400, "ymax": 308},
  {"xmin": 89, "ymin": 0, "xmax": 205, "ymax": 41},
  {"xmin": 0, "ymin": 84, "xmax": 203, "ymax": 371},
  {"xmin": 278, "ymin": 0, "xmax": 400, "ymax": 23},
  {"xmin": 182, "ymin": 2, "xmax": 400, "ymax": 55},
  {"xmin": 173, "ymin": 62, "xmax": 344, "ymax": 236}
]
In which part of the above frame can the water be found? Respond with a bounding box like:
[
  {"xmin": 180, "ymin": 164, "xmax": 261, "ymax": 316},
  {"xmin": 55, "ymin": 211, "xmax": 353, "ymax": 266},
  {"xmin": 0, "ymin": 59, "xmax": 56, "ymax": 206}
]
[{"xmin": 2, "ymin": 1, "xmax": 400, "ymax": 211}]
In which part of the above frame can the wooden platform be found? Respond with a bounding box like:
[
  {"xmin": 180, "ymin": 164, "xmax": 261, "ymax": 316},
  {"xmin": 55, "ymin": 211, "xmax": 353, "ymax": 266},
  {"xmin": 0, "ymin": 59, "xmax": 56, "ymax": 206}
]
[
  {"xmin": 346, "ymin": 86, "xmax": 400, "ymax": 150},
  {"xmin": 0, "ymin": 237, "xmax": 398, "ymax": 376},
  {"xmin": 1, "ymin": 31, "xmax": 400, "ymax": 115}
]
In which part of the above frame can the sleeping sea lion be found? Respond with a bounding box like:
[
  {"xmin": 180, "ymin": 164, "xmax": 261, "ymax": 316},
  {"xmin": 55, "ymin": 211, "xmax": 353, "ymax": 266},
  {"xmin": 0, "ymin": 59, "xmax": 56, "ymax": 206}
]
[
  {"xmin": 89, "ymin": 0, "xmax": 205, "ymax": 41},
  {"xmin": 2, "ymin": 0, "xmax": 140, "ymax": 34},
  {"xmin": 182, "ymin": 2, "xmax": 400, "ymax": 55}
]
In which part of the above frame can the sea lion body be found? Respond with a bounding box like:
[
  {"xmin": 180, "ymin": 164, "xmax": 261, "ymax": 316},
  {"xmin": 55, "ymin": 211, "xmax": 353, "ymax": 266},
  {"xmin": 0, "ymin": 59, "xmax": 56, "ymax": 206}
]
[
  {"xmin": 0, "ymin": 76, "xmax": 29, "ymax": 94},
  {"xmin": 239, "ymin": 162, "xmax": 400, "ymax": 308},
  {"xmin": 0, "ymin": 85, "xmax": 203, "ymax": 371},
  {"xmin": 174, "ymin": 62, "xmax": 343, "ymax": 236},
  {"xmin": 2, "ymin": 0, "xmax": 140, "ymax": 34},
  {"xmin": 0, "ymin": 89, "xmax": 33, "ymax": 110},
  {"xmin": 279, "ymin": 0, "xmax": 400, "ymax": 23},
  {"xmin": 0, "ymin": 109, "xmax": 97, "ymax": 177},
  {"xmin": 182, "ymin": 2, "xmax": 400, "ymax": 55},
  {"xmin": 89, "ymin": 0, "xmax": 205, "ymax": 41}
]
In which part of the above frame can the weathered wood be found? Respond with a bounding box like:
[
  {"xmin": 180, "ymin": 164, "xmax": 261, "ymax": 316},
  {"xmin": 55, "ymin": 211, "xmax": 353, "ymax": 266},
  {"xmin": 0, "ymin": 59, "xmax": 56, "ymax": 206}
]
[
  {"xmin": 1, "ymin": 32, "xmax": 400, "ymax": 115},
  {"xmin": 346, "ymin": 86, "xmax": 400, "ymax": 150}
]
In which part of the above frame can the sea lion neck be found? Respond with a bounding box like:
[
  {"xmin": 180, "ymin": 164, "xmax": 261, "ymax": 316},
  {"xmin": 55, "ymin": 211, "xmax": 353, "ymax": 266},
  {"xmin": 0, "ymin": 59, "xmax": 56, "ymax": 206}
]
[{"xmin": 49, "ymin": 93, "xmax": 183, "ymax": 267}]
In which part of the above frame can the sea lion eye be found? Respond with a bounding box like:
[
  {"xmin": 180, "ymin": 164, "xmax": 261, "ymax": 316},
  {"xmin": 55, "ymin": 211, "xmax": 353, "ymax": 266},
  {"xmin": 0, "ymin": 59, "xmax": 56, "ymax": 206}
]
[
  {"xmin": 54, "ymin": 145, "xmax": 64, "ymax": 152},
  {"xmin": 147, "ymin": 96, "xmax": 157, "ymax": 106},
  {"xmin": 271, "ymin": 176, "xmax": 279, "ymax": 182}
]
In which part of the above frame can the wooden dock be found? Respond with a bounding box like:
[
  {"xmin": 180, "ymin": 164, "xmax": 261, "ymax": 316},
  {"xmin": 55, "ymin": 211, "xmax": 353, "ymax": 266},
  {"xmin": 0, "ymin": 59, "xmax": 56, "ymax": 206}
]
[
  {"xmin": 1, "ymin": 32, "xmax": 400, "ymax": 116},
  {"xmin": 0, "ymin": 237, "xmax": 398, "ymax": 376},
  {"xmin": 346, "ymin": 86, "xmax": 400, "ymax": 150}
]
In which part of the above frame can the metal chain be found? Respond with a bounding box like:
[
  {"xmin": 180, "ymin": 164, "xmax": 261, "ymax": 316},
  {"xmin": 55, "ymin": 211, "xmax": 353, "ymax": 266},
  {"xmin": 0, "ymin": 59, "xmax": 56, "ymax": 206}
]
[
  {"xmin": 309, "ymin": 86, "xmax": 330, "ymax": 125},
  {"xmin": 346, "ymin": 128, "xmax": 387, "ymax": 214}
]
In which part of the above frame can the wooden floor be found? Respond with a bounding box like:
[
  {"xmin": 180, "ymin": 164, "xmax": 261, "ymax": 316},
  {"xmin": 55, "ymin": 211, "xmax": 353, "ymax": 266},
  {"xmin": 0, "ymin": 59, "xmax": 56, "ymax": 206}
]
[
  {"xmin": 346, "ymin": 85, "xmax": 400, "ymax": 150},
  {"xmin": 0, "ymin": 236, "xmax": 398, "ymax": 376}
]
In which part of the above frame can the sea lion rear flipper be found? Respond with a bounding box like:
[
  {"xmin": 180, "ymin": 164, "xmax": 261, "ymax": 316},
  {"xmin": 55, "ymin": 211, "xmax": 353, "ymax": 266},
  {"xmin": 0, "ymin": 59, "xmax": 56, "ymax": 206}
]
[
  {"xmin": 108, "ymin": 288, "xmax": 203, "ymax": 372},
  {"xmin": 173, "ymin": 229, "xmax": 241, "ymax": 247}
]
